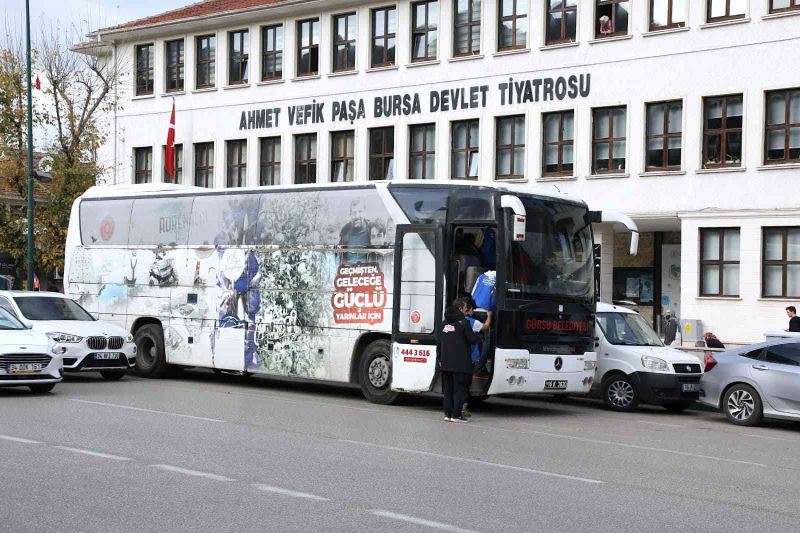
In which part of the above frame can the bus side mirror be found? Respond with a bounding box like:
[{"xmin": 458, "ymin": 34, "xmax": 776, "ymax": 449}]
[{"xmin": 500, "ymin": 195, "xmax": 526, "ymax": 242}]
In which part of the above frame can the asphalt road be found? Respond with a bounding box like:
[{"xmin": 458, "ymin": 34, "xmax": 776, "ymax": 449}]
[{"xmin": 1, "ymin": 370, "xmax": 799, "ymax": 533}]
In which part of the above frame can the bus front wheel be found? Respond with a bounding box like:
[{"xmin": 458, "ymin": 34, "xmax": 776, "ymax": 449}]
[
  {"xmin": 359, "ymin": 339, "xmax": 399, "ymax": 405},
  {"xmin": 134, "ymin": 324, "xmax": 168, "ymax": 378}
]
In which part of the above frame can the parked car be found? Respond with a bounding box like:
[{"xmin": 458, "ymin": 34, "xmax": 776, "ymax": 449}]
[
  {"xmin": 0, "ymin": 291, "xmax": 136, "ymax": 380},
  {"xmin": 594, "ymin": 303, "xmax": 704, "ymax": 413},
  {"xmin": 0, "ymin": 307, "xmax": 62, "ymax": 393},
  {"xmin": 699, "ymin": 338, "xmax": 800, "ymax": 426}
]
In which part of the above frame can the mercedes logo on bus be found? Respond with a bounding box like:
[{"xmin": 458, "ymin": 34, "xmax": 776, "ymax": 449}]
[{"xmin": 554, "ymin": 357, "xmax": 563, "ymax": 371}]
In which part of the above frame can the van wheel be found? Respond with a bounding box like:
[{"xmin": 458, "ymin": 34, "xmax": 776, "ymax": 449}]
[
  {"xmin": 723, "ymin": 384, "xmax": 763, "ymax": 426},
  {"xmin": 359, "ymin": 339, "xmax": 399, "ymax": 405},
  {"xmin": 134, "ymin": 324, "xmax": 168, "ymax": 378},
  {"xmin": 29, "ymin": 383, "xmax": 56, "ymax": 393},
  {"xmin": 603, "ymin": 374, "xmax": 639, "ymax": 411}
]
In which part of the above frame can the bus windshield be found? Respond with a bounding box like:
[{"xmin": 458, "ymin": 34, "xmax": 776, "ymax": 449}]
[{"xmin": 505, "ymin": 198, "xmax": 594, "ymax": 302}]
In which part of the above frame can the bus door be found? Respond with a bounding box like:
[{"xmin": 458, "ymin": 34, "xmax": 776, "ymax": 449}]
[{"xmin": 390, "ymin": 225, "xmax": 443, "ymax": 392}]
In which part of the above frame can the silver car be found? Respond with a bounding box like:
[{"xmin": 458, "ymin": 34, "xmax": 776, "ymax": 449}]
[{"xmin": 699, "ymin": 339, "xmax": 800, "ymax": 426}]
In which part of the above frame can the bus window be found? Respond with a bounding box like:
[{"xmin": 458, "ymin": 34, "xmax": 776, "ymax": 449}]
[
  {"xmin": 449, "ymin": 190, "xmax": 494, "ymax": 222},
  {"xmin": 79, "ymin": 199, "xmax": 133, "ymax": 245},
  {"xmin": 389, "ymin": 186, "xmax": 450, "ymax": 225},
  {"xmin": 188, "ymin": 194, "xmax": 263, "ymax": 246},
  {"xmin": 129, "ymin": 197, "xmax": 195, "ymax": 247}
]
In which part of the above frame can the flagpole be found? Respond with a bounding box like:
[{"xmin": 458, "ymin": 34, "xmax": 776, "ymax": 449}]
[{"xmin": 25, "ymin": 0, "xmax": 35, "ymax": 291}]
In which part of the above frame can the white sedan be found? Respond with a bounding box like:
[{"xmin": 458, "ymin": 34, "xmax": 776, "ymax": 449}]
[
  {"xmin": 0, "ymin": 291, "xmax": 136, "ymax": 381},
  {"xmin": 0, "ymin": 307, "xmax": 62, "ymax": 393}
]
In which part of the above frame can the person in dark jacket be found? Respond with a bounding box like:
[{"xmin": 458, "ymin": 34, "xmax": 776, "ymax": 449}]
[
  {"xmin": 663, "ymin": 310, "xmax": 680, "ymax": 346},
  {"xmin": 787, "ymin": 306, "xmax": 800, "ymax": 332},
  {"xmin": 438, "ymin": 305, "xmax": 481, "ymax": 422},
  {"xmin": 703, "ymin": 332, "xmax": 725, "ymax": 350}
]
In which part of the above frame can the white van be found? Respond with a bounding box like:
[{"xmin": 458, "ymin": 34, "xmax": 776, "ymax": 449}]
[{"xmin": 593, "ymin": 303, "xmax": 703, "ymax": 413}]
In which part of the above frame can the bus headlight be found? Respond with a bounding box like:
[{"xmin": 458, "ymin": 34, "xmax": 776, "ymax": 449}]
[
  {"xmin": 505, "ymin": 358, "xmax": 529, "ymax": 369},
  {"xmin": 584, "ymin": 360, "xmax": 597, "ymax": 370}
]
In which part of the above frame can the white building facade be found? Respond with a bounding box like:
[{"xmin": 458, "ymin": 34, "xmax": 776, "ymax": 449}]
[{"xmin": 88, "ymin": 0, "xmax": 800, "ymax": 344}]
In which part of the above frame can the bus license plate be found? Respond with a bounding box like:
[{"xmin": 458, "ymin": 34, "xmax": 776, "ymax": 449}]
[
  {"xmin": 681, "ymin": 383, "xmax": 700, "ymax": 393},
  {"xmin": 8, "ymin": 363, "xmax": 43, "ymax": 374},
  {"xmin": 545, "ymin": 380, "xmax": 568, "ymax": 390},
  {"xmin": 94, "ymin": 353, "xmax": 119, "ymax": 360}
]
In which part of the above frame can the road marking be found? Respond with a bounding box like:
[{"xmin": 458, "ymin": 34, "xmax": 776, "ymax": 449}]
[
  {"xmin": 740, "ymin": 432, "xmax": 793, "ymax": 443},
  {"xmin": 68, "ymin": 399, "xmax": 225, "ymax": 423},
  {"xmin": 636, "ymin": 420, "xmax": 685, "ymax": 429},
  {"xmin": 370, "ymin": 510, "xmax": 480, "ymax": 533},
  {"xmin": 0, "ymin": 434, "xmax": 42, "ymax": 444},
  {"xmin": 337, "ymin": 439, "xmax": 603, "ymax": 484},
  {"xmin": 150, "ymin": 464, "xmax": 235, "ymax": 482},
  {"xmin": 54, "ymin": 446, "xmax": 132, "ymax": 461},
  {"xmin": 252, "ymin": 484, "xmax": 329, "ymax": 501}
]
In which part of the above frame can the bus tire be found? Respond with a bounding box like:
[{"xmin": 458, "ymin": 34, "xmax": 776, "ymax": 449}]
[
  {"xmin": 359, "ymin": 339, "xmax": 399, "ymax": 405},
  {"xmin": 134, "ymin": 324, "xmax": 168, "ymax": 378}
]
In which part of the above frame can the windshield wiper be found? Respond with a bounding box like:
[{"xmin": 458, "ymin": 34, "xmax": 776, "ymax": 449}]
[{"xmin": 516, "ymin": 299, "xmax": 548, "ymax": 311}]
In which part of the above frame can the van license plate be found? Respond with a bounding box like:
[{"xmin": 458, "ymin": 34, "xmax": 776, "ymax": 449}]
[
  {"xmin": 681, "ymin": 383, "xmax": 700, "ymax": 392},
  {"xmin": 545, "ymin": 380, "xmax": 568, "ymax": 390},
  {"xmin": 94, "ymin": 353, "xmax": 119, "ymax": 360},
  {"xmin": 8, "ymin": 363, "xmax": 43, "ymax": 374}
]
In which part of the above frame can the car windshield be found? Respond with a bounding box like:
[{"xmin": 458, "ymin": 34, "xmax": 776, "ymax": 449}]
[
  {"xmin": 13, "ymin": 296, "xmax": 95, "ymax": 321},
  {"xmin": 0, "ymin": 307, "xmax": 26, "ymax": 330},
  {"xmin": 597, "ymin": 312, "xmax": 663, "ymax": 347}
]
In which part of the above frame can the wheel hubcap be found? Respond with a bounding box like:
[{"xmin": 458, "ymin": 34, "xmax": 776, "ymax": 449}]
[
  {"xmin": 727, "ymin": 390, "xmax": 755, "ymax": 421},
  {"xmin": 608, "ymin": 380, "xmax": 635, "ymax": 407},
  {"xmin": 368, "ymin": 356, "xmax": 389, "ymax": 389},
  {"xmin": 139, "ymin": 339, "xmax": 155, "ymax": 366}
]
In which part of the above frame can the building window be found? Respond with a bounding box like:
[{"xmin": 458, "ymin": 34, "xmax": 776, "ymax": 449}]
[
  {"xmin": 226, "ymin": 140, "xmax": 247, "ymax": 188},
  {"xmin": 592, "ymin": 106, "xmax": 627, "ymax": 174},
  {"xmin": 409, "ymin": 124, "xmax": 436, "ymax": 179},
  {"xmin": 451, "ymin": 120, "xmax": 479, "ymax": 180},
  {"xmin": 763, "ymin": 227, "xmax": 800, "ymax": 298},
  {"xmin": 194, "ymin": 142, "xmax": 214, "ymax": 188},
  {"xmin": 163, "ymin": 144, "xmax": 183, "ymax": 183},
  {"xmin": 228, "ymin": 30, "xmax": 249, "ymax": 84},
  {"xmin": 496, "ymin": 115, "xmax": 525, "ymax": 180},
  {"xmin": 706, "ymin": 0, "xmax": 746, "ymax": 22},
  {"xmin": 371, "ymin": 7, "xmax": 397, "ymax": 68},
  {"xmin": 595, "ymin": 0, "xmax": 629, "ymax": 38},
  {"xmin": 369, "ymin": 127, "xmax": 395, "ymax": 181},
  {"xmin": 770, "ymin": 0, "xmax": 800, "ymax": 13},
  {"xmin": 134, "ymin": 147, "xmax": 152, "ymax": 183},
  {"xmin": 261, "ymin": 24, "xmax": 283, "ymax": 81},
  {"xmin": 331, "ymin": 131, "xmax": 355, "ymax": 182},
  {"xmin": 412, "ymin": 1, "xmax": 439, "ymax": 62},
  {"xmin": 498, "ymin": 0, "xmax": 527, "ymax": 51},
  {"xmin": 165, "ymin": 39, "xmax": 184, "ymax": 93},
  {"xmin": 135, "ymin": 43, "xmax": 154, "ymax": 96},
  {"xmin": 546, "ymin": 0, "xmax": 578, "ymax": 45},
  {"xmin": 649, "ymin": 0, "xmax": 686, "ymax": 31},
  {"xmin": 453, "ymin": 0, "xmax": 481, "ymax": 56},
  {"xmin": 332, "ymin": 13, "xmax": 357, "ymax": 72},
  {"xmin": 259, "ymin": 137, "xmax": 281, "ymax": 186},
  {"xmin": 702, "ymin": 94, "xmax": 743, "ymax": 168},
  {"xmin": 297, "ymin": 18, "xmax": 320, "ymax": 77},
  {"xmin": 700, "ymin": 228, "xmax": 740, "ymax": 297},
  {"xmin": 542, "ymin": 110, "xmax": 574, "ymax": 177},
  {"xmin": 765, "ymin": 88, "xmax": 800, "ymax": 165},
  {"xmin": 646, "ymin": 100, "xmax": 683, "ymax": 171},
  {"xmin": 294, "ymin": 134, "xmax": 317, "ymax": 184},
  {"xmin": 196, "ymin": 35, "xmax": 216, "ymax": 89}
]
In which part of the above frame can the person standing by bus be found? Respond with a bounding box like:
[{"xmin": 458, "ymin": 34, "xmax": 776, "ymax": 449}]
[
  {"xmin": 457, "ymin": 297, "xmax": 492, "ymax": 418},
  {"xmin": 439, "ymin": 305, "xmax": 481, "ymax": 423}
]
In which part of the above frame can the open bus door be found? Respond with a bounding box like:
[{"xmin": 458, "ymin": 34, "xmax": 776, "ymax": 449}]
[{"xmin": 390, "ymin": 224, "xmax": 444, "ymax": 392}]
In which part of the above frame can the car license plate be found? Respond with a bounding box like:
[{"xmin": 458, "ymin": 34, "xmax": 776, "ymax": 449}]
[
  {"xmin": 94, "ymin": 353, "xmax": 119, "ymax": 360},
  {"xmin": 681, "ymin": 383, "xmax": 700, "ymax": 392},
  {"xmin": 544, "ymin": 380, "xmax": 568, "ymax": 390},
  {"xmin": 7, "ymin": 363, "xmax": 43, "ymax": 374}
]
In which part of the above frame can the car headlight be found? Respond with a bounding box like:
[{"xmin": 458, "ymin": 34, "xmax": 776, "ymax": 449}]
[
  {"xmin": 125, "ymin": 334, "xmax": 134, "ymax": 343},
  {"xmin": 641, "ymin": 355, "xmax": 669, "ymax": 372},
  {"xmin": 47, "ymin": 332, "xmax": 83, "ymax": 344}
]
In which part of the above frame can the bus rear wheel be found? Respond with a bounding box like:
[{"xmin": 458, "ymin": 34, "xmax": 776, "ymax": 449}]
[
  {"xmin": 134, "ymin": 324, "xmax": 168, "ymax": 378},
  {"xmin": 359, "ymin": 339, "xmax": 399, "ymax": 405}
]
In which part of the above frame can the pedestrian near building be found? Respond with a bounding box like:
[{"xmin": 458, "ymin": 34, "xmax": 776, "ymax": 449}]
[
  {"xmin": 663, "ymin": 310, "xmax": 680, "ymax": 346},
  {"xmin": 787, "ymin": 306, "xmax": 800, "ymax": 333},
  {"xmin": 438, "ymin": 304, "xmax": 481, "ymax": 423},
  {"xmin": 704, "ymin": 332, "xmax": 726, "ymax": 350}
]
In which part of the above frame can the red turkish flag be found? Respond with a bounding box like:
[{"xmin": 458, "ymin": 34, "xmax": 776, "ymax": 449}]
[
  {"xmin": 165, "ymin": 101, "xmax": 176, "ymax": 181},
  {"xmin": 34, "ymin": 75, "xmax": 41, "ymax": 90}
]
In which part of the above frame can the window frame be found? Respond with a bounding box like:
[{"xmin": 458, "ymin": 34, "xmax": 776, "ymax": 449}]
[
  {"xmin": 259, "ymin": 136, "xmax": 281, "ymax": 186},
  {"xmin": 409, "ymin": 123, "xmax": 437, "ymax": 180},
  {"xmin": 762, "ymin": 226, "xmax": 800, "ymax": 298},
  {"xmin": 133, "ymin": 147, "xmax": 153, "ymax": 184},
  {"xmin": 294, "ymin": 133, "xmax": 318, "ymax": 184},
  {"xmin": 592, "ymin": 105, "xmax": 627, "ymax": 174},
  {"xmin": 542, "ymin": 110, "xmax": 575, "ymax": 178},
  {"xmin": 164, "ymin": 39, "xmax": 185, "ymax": 93},
  {"xmin": 411, "ymin": 0, "xmax": 439, "ymax": 62},
  {"xmin": 706, "ymin": 0, "xmax": 747, "ymax": 23},
  {"xmin": 332, "ymin": 13, "xmax": 357, "ymax": 73},
  {"xmin": 545, "ymin": 0, "xmax": 578, "ymax": 45},
  {"xmin": 296, "ymin": 18, "xmax": 321, "ymax": 77},
  {"xmin": 369, "ymin": 127, "xmax": 395, "ymax": 181},
  {"xmin": 702, "ymin": 94, "xmax": 744, "ymax": 169},
  {"xmin": 450, "ymin": 119, "xmax": 480, "ymax": 181},
  {"xmin": 495, "ymin": 115, "xmax": 526, "ymax": 180},
  {"xmin": 194, "ymin": 142, "xmax": 214, "ymax": 188},
  {"xmin": 595, "ymin": 0, "xmax": 630, "ymax": 39},
  {"xmin": 764, "ymin": 88, "xmax": 800, "ymax": 165},
  {"xmin": 331, "ymin": 130, "xmax": 356, "ymax": 182},
  {"xmin": 135, "ymin": 43, "xmax": 155, "ymax": 96},
  {"xmin": 453, "ymin": 0, "xmax": 482, "ymax": 57},
  {"xmin": 645, "ymin": 100, "xmax": 683, "ymax": 171},
  {"xmin": 195, "ymin": 34, "xmax": 216, "ymax": 89},
  {"xmin": 498, "ymin": 0, "xmax": 527, "ymax": 51},
  {"xmin": 699, "ymin": 227, "xmax": 741, "ymax": 297},
  {"xmin": 228, "ymin": 29, "xmax": 249, "ymax": 85},
  {"xmin": 371, "ymin": 6, "xmax": 398, "ymax": 68},
  {"xmin": 649, "ymin": 0, "xmax": 686, "ymax": 31},
  {"xmin": 162, "ymin": 143, "xmax": 183, "ymax": 184},
  {"xmin": 261, "ymin": 24, "xmax": 283, "ymax": 82},
  {"xmin": 226, "ymin": 139, "xmax": 247, "ymax": 188},
  {"xmin": 770, "ymin": 0, "xmax": 800, "ymax": 14}
]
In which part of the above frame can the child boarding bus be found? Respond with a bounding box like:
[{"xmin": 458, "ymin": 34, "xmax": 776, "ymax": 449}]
[{"xmin": 63, "ymin": 182, "xmax": 638, "ymax": 404}]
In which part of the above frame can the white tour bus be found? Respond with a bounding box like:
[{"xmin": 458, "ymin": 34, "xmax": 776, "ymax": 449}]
[{"xmin": 64, "ymin": 182, "xmax": 637, "ymax": 404}]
